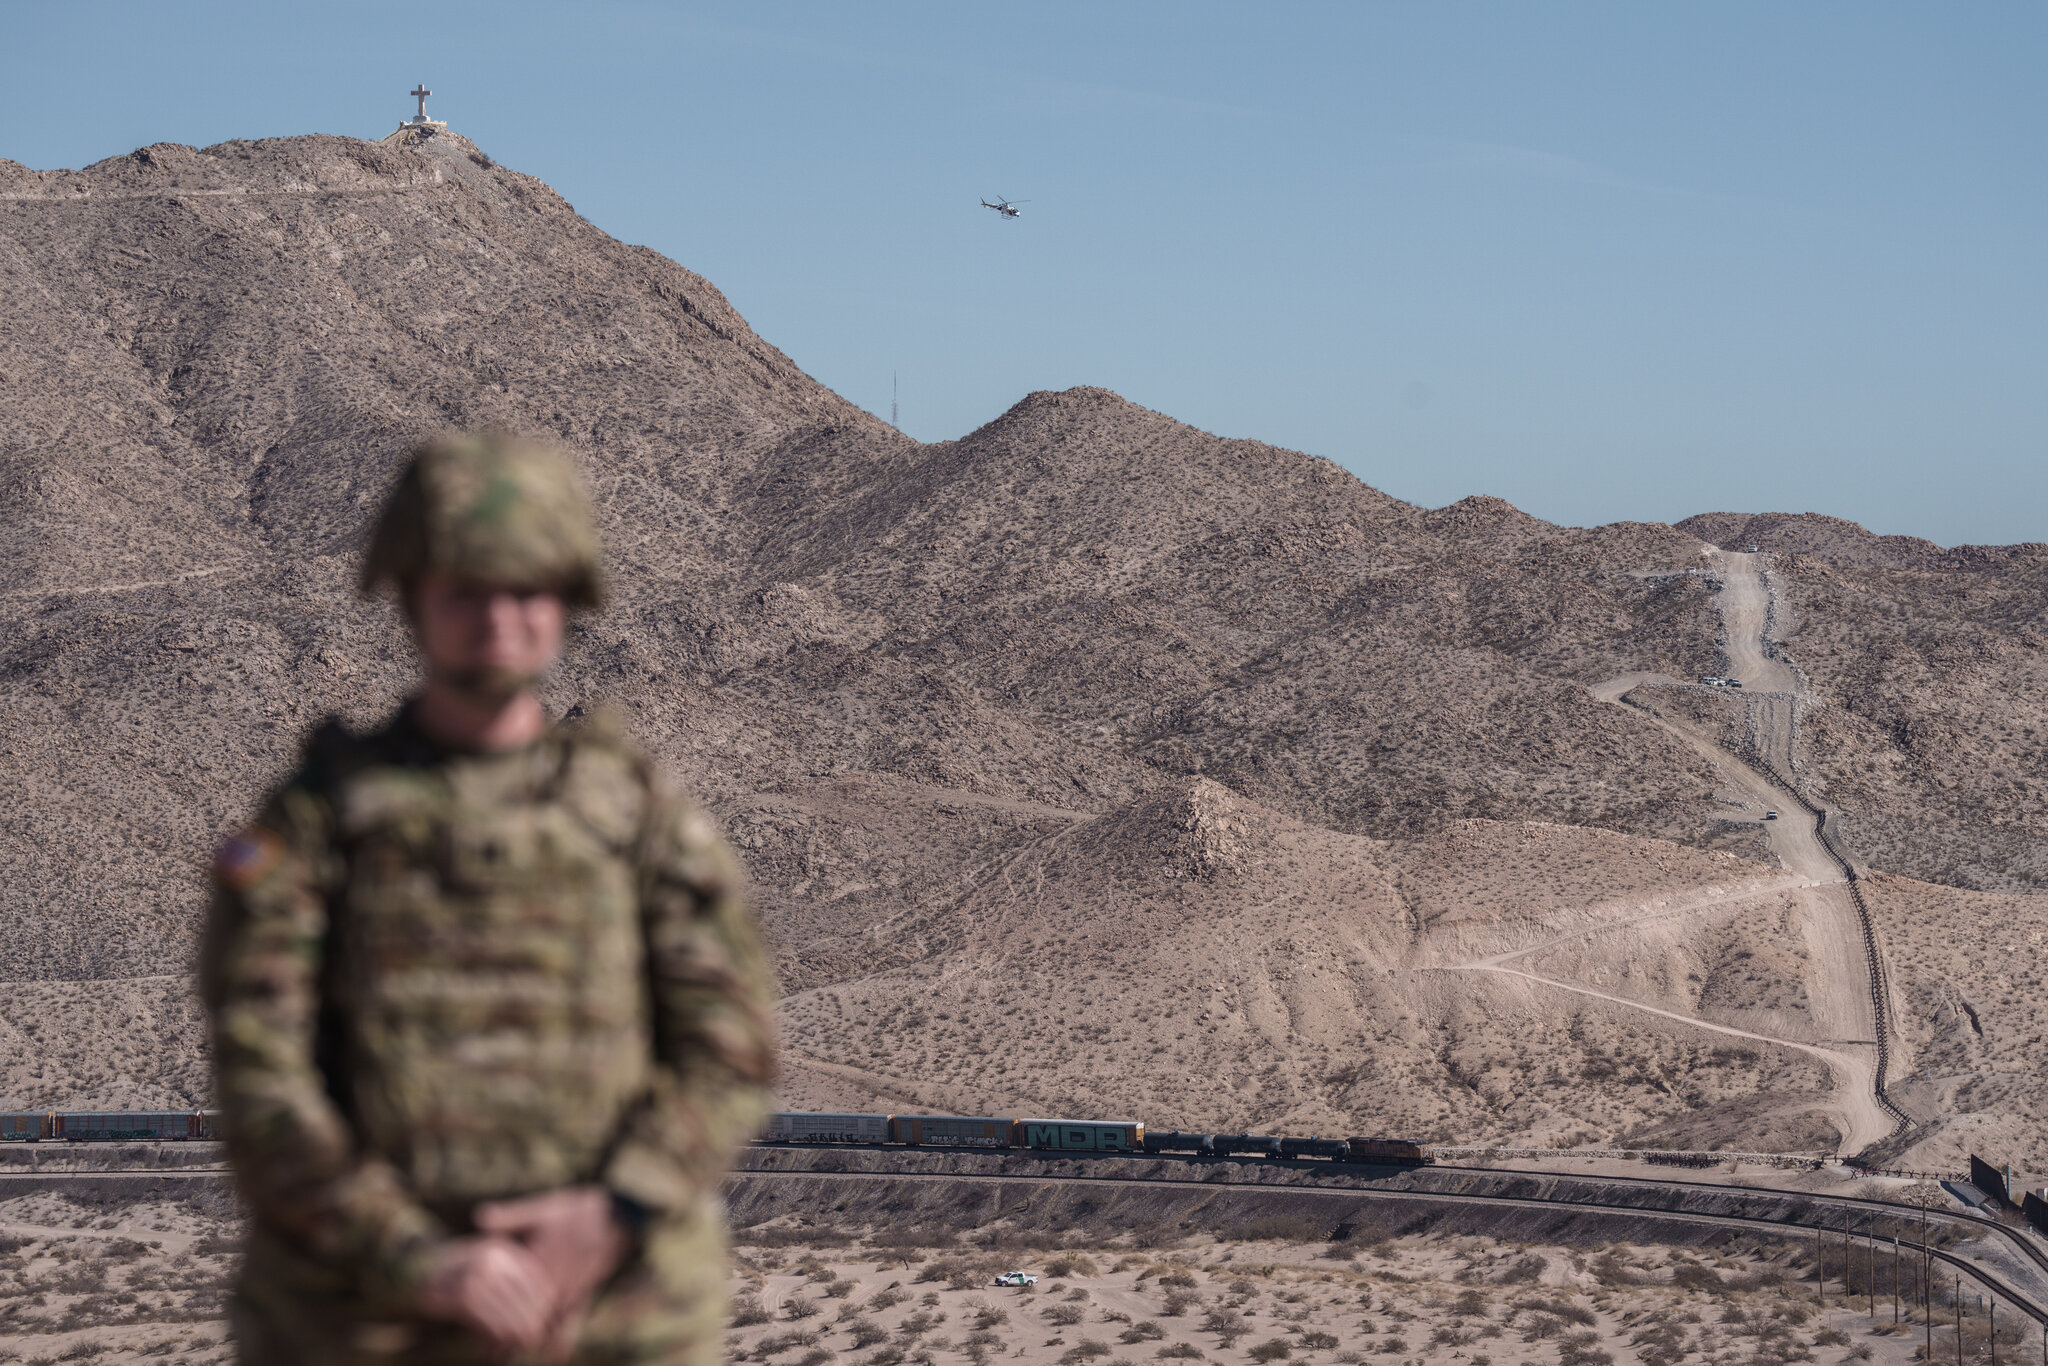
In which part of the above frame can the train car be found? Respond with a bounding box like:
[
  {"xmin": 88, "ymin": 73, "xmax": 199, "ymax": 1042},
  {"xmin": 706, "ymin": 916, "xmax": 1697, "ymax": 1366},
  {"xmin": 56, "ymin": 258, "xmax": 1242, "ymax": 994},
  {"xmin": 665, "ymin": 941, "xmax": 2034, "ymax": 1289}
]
[
  {"xmin": 1014, "ymin": 1119, "xmax": 1144, "ymax": 1153},
  {"xmin": 1142, "ymin": 1130, "xmax": 1216, "ymax": 1156},
  {"xmin": 190, "ymin": 1110, "xmax": 220, "ymax": 1140},
  {"xmin": 1278, "ymin": 1136, "xmax": 1350, "ymax": 1160},
  {"xmin": 762, "ymin": 1112, "xmax": 891, "ymax": 1144},
  {"xmin": 1344, "ymin": 1137, "xmax": 1435, "ymax": 1166},
  {"xmin": 889, "ymin": 1115, "xmax": 1015, "ymax": 1148},
  {"xmin": 1211, "ymin": 1133, "xmax": 1284, "ymax": 1159},
  {"xmin": 0, "ymin": 1112, "xmax": 50, "ymax": 1142},
  {"xmin": 52, "ymin": 1111, "xmax": 195, "ymax": 1142}
]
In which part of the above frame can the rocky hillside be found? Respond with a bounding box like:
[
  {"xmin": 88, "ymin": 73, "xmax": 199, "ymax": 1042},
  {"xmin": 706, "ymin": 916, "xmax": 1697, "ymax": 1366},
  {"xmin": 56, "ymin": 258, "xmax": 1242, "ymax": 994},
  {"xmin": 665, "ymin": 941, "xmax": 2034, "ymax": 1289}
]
[
  {"xmin": 1682, "ymin": 514, "xmax": 2048, "ymax": 893},
  {"xmin": 5, "ymin": 131, "xmax": 2042, "ymax": 1163},
  {"xmin": 1, "ymin": 129, "xmax": 1728, "ymax": 986}
]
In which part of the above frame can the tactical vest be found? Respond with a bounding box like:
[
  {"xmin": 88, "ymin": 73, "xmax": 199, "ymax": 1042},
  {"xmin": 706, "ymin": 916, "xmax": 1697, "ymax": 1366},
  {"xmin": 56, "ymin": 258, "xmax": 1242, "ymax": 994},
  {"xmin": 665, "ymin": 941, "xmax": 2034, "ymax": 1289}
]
[{"xmin": 304, "ymin": 711, "xmax": 656, "ymax": 1215}]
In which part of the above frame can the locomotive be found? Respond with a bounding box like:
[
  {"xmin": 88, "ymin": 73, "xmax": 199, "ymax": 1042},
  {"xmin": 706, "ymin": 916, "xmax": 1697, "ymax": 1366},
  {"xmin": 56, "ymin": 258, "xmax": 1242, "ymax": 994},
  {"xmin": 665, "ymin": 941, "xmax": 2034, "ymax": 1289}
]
[{"xmin": 761, "ymin": 1112, "xmax": 1434, "ymax": 1165}]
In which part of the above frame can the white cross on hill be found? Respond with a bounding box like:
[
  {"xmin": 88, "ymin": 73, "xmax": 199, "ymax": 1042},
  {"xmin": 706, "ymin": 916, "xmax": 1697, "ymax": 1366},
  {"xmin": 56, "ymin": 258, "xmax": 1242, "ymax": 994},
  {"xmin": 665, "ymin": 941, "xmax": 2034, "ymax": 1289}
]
[{"xmin": 410, "ymin": 85, "xmax": 432, "ymax": 123}]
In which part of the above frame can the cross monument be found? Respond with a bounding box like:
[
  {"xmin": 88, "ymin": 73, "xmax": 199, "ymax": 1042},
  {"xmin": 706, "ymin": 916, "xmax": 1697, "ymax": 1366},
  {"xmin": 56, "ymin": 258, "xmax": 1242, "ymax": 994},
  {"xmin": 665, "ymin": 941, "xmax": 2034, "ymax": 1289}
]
[{"xmin": 410, "ymin": 85, "xmax": 433, "ymax": 123}]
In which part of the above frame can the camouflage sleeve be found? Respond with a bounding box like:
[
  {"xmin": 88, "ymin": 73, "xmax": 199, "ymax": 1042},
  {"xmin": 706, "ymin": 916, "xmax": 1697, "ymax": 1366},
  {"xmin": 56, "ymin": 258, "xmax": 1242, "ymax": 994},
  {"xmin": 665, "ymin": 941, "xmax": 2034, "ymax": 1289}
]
[
  {"xmin": 199, "ymin": 780, "xmax": 446, "ymax": 1310},
  {"xmin": 602, "ymin": 789, "xmax": 778, "ymax": 1214}
]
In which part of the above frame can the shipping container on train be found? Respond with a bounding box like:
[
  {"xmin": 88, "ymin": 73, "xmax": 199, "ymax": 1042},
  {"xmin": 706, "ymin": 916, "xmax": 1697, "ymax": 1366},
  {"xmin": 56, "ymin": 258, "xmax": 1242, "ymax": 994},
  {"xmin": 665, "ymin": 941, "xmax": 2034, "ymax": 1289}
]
[
  {"xmin": 0, "ymin": 1112, "xmax": 47, "ymax": 1141},
  {"xmin": 50, "ymin": 1111, "xmax": 214, "ymax": 1141},
  {"xmin": 1142, "ymin": 1130, "xmax": 1217, "ymax": 1156},
  {"xmin": 1015, "ymin": 1119, "xmax": 1144, "ymax": 1152},
  {"xmin": 889, "ymin": 1115, "xmax": 1015, "ymax": 1147},
  {"xmin": 762, "ymin": 1112, "xmax": 892, "ymax": 1144}
]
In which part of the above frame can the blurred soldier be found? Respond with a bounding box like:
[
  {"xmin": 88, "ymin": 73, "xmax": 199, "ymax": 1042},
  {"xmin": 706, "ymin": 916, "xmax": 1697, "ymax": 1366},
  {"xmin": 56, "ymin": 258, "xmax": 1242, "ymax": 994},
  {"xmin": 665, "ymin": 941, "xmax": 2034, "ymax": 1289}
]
[{"xmin": 201, "ymin": 433, "xmax": 776, "ymax": 1365}]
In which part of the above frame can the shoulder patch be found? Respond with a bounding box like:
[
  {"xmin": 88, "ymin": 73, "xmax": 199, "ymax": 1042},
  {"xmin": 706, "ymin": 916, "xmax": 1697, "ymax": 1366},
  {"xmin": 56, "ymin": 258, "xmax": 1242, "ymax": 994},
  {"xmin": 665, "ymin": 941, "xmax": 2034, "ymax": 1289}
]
[{"xmin": 212, "ymin": 827, "xmax": 286, "ymax": 892}]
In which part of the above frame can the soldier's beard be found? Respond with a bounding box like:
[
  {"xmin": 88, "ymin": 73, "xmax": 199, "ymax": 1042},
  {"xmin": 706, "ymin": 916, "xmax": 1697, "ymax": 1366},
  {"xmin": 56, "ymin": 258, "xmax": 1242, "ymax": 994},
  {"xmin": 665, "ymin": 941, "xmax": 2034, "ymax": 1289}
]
[{"xmin": 429, "ymin": 663, "xmax": 540, "ymax": 707}]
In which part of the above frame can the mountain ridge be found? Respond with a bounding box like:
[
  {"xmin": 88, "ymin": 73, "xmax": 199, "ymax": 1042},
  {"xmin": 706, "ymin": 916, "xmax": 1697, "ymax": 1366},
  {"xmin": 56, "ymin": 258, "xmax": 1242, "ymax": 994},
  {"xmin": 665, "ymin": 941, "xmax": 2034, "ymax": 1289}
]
[{"xmin": 4, "ymin": 131, "xmax": 2043, "ymax": 1168}]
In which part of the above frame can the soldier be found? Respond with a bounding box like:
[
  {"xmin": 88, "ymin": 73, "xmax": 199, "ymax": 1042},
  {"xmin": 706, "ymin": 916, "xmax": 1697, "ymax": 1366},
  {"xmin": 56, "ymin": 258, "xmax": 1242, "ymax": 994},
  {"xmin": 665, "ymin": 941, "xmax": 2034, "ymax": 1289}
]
[{"xmin": 201, "ymin": 432, "xmax": 777, "ymax": 1365}]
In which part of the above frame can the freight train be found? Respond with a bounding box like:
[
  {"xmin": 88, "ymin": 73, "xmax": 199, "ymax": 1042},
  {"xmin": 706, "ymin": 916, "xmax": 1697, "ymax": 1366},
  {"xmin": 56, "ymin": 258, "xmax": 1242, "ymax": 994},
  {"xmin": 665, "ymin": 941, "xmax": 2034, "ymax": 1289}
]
[
  {"xmin": 760, "ymin": 1112, "xmax": 1435, "ymax": 1165},
  {"xmin": 2, "ymin": 1107, "xmax": 1435, "ymax": 1167},
  {"xmin": 1, "ymin": 1110, "xmax": 219, "ymax": 1142}
]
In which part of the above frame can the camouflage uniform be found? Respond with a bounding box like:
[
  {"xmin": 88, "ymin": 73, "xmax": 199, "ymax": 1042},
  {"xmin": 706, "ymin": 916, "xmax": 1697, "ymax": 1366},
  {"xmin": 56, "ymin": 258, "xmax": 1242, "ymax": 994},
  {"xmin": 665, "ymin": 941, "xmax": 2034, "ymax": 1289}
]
[{"xmin": 201, "ymin": 435, "xmax": 776, "ymax": 1365}]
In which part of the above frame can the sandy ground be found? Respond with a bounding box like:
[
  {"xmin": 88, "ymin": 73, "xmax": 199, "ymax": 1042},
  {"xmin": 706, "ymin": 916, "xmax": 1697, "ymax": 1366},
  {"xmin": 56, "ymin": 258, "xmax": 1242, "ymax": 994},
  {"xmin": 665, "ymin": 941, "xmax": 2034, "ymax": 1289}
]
[
  {"xmin": 0, "ymin": 1188, "xmax": 237, "ymax": 1363},
  {"xmin": 724, "ymin": 1232, "xmax": 2009, "ymax": 1366}
]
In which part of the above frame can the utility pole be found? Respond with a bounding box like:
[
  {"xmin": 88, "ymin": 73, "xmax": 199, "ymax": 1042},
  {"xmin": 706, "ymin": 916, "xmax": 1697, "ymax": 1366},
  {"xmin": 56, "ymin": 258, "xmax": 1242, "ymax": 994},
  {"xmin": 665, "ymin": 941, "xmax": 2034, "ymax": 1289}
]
[
  {"xmin": 1868, "ymin": 1212, "xmax": 1876, "ymax": 1317},
  {"xmin": 891, "ymin": 372, "xmax": 899, "ymax": 430},
  {"xmin": 1956, "ymin": 1274, "xmax": 1964, "ymax": 1366},
  {"xmin": 1892, "ymin": 1236, "xmax": 1900, "ymax": 1326},
  {"xmin": 1925, "ymin": 1205, "xmax": 1933, "ymax": 1365},
  {"xmin": 1817, "ymin": 1220, "xmax": 1826, "ymax": 1308}
]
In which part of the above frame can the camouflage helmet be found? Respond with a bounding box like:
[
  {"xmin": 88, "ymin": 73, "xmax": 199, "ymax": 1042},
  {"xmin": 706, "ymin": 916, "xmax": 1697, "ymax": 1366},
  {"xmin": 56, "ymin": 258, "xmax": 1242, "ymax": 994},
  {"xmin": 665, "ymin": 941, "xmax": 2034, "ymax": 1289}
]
[{"xmin": 360, "ymin": 432, "xmax": 605, "ymax": 609}]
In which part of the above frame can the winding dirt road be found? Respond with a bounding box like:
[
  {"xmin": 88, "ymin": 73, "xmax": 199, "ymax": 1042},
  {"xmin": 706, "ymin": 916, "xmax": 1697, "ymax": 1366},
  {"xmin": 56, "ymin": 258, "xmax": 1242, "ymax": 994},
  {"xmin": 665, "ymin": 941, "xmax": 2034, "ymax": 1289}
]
[{"xmin": 1455, "ymin": 550, "xmax": 1898, "ymax": 1154}]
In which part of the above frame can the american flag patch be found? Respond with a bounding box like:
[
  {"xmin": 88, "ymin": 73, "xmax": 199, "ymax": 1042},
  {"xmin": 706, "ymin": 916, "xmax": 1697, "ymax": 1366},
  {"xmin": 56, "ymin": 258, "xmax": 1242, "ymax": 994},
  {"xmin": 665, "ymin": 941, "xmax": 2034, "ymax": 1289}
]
[{"xmin": 213, "ymin": 827, "xmax": 285, "ymax": 892}]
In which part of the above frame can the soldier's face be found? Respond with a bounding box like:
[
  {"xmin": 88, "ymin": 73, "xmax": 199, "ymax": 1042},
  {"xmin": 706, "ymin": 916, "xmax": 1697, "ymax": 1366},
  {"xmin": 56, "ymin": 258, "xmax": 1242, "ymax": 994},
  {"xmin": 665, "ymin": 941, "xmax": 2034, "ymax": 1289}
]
[{"xmin": 409, "ymin": 574, "xmax": 567, "ymax": 702}]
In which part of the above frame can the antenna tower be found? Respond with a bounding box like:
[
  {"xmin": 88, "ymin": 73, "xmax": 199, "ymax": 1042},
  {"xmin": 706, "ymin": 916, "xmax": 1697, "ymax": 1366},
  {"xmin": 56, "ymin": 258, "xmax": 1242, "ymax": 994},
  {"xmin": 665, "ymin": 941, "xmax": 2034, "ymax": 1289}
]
[{"xmin": 891, "ymin": 372, "xmax": 899, "ymax": 429}]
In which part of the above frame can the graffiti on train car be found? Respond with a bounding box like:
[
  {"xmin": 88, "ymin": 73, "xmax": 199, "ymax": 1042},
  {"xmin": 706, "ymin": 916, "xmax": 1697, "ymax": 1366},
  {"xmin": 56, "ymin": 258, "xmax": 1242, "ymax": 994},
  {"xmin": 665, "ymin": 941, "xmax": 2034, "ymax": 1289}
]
[{"xmin": 1019, "ymin": 1121, "xmax": 1142, "ymax": 1152}]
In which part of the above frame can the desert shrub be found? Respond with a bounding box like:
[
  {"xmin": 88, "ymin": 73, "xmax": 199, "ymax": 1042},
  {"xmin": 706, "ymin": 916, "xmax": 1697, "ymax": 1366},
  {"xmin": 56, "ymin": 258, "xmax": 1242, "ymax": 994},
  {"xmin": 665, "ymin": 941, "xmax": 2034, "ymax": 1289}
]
[
  {"xmin": 1232, "ymin": 1216, "xmax": 1327, "ymax": 1243},
  {"xmin": 848, "ymin": 1322, "xmax": 887, "ymax": 1349},
  {"xmin": 864, "ymin": 1349, "xmax": 906, "ymax": 1366},
  {"xmin": 1120, "ymin": 1322, "xmax": 1166, "ymax": 1344},
  {"xmin": 1199, "ymin": 1310, "xmax": 1248, "ymax": 1347},
  {"xmin": 1065, "ymin": 1288, "xmax": 1090, "ymax": 1302},
  {"xmin": 868, "ymin": 1289, "xmax": 908, "ymax": 1312},
  {"xmin": 1156, "ymin": 1270, "xmax": 1197, "ymax": 1290},
  {"xmin": 1247, "ymin": 1341, "xmax": 1292, "ymax": 1363},
  {"xmin": 1376, "ymin": 1340, "xmax": 1408, "ymax": 1355},
  {"xmin": 1491, "ymin": 1255, "xmax": 1546, "ymax": 1285},
  {"xmin": 1156, "ymin": 1346, "xmax": 1203, "ymax": 1361},
  {"xmin": 1813, "ymin": 1328, "xmax": 1848, "ymax": 1347},
  {"xmin": 755, "ymin": 1331, "xmax": 822, "ymax": 1358},
  {"xmin": 740, "ymin": 1226, "xmax": 856, "ymax": 1249},
  {"xmin": 1044, "ymin": 1305, "xmax": 1085, "ymax": 1327},
  {"xmin": 971, "ymin": 1306, "xmax": 1010, "ymax": 1331},
  {"xmin": 1452, "ymin": 1289, "xmax": 1488, "ymax": 1317},
  {"xmin": 786, "ymin": 1296, "xmax": 820, "ymax": 1320},
  {"xmin": 826, "ymin": 1280, "xmax": 857, "ymax": 1300},
  {"xmin": 731, "ymin": 1296, "xmax": 773, "ymax": 1328},
  {"xmin": 1514, "ymin": 1297, "xmax": 1595, "ymax": 1327},
  {"xmin": 795, "ymin": 1352, "xmax": 833, "ymax": 1366},
  {"xmin": 1631, "ymin": 1321, "xmax": 1686, "ymax": 1366},
  {"xmin": 896, "ymin": 1313, "xmax": 940, "ymax": 1339},
  {"xmin": 1556, "ymin": 1330, "xmax": 1612, "ymax": 1366},
  {"xmin": 1046, "ymin": 1255, "xmax": 1100, "ymax": 1279},
  {"xmin": 1299, "ymin": 1332, "xmax": 1338, "ymax": 1350},
  {"xmin": 1161, "ymin": 1291, "xmax": 1200, "ymax": 1318},
  {"xmin": 1059, "ymin": 1340, "xmax": 1112, "ymax": 1365}
]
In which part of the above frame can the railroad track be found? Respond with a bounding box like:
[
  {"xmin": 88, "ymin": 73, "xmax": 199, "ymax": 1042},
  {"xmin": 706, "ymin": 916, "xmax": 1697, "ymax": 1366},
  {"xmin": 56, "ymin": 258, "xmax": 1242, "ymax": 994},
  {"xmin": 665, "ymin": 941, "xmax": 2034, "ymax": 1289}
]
[
  {"xmin": 737, "ymin": 1163, "xmax": 2048, "ymax": 1325},
  {"xmin": 12, "ymin": 1153, "xmax": 2045, "ymax": 1323}
]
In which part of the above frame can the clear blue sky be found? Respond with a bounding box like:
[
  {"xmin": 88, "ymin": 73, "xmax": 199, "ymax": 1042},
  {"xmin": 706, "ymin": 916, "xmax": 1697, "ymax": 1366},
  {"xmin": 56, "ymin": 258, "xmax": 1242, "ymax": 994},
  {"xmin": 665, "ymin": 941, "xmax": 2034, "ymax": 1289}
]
[{"xmin": 7, "ymin": 2, "xmax": 2044, "ymax": 545}]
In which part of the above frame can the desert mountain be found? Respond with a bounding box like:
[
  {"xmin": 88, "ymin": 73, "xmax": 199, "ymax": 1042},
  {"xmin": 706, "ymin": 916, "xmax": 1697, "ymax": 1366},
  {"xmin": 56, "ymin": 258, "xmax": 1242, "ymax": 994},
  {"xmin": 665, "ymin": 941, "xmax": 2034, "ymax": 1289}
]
[{"xmin": 2, "ymin": 131, "xmax": 2039, "ymax": 1167}]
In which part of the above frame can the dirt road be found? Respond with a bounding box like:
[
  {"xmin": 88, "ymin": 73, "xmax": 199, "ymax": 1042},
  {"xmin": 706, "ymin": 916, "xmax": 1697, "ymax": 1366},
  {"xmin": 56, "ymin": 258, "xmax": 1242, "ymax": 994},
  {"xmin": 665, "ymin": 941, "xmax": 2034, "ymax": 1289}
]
[{"xmin": 1464, "ymin": 550, "xmax": 1901, "ymax": 1154}]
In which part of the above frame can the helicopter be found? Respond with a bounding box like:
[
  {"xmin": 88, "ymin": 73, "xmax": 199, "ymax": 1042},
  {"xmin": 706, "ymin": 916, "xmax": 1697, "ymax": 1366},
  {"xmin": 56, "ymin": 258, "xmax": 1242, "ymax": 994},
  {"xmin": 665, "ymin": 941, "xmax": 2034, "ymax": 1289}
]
[{"xmin": 980, "ymin": 195, "xmax": 1027, "ymax": 219}]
